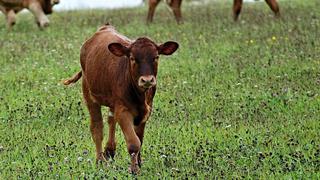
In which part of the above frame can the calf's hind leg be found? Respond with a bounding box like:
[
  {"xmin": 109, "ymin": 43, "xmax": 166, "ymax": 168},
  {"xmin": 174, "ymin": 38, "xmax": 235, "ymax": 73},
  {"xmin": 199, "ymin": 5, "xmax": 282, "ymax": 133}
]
[
  {"xmin": 87, "ymin": 103, "xmax": 105, "ymax": 162},
  {"xmin": 83, "ymin": 82, "xmax": 104, "ymax": 162},
  {"xmin": 104, "ymin": 113, "xmax": 116, "ymax": 159}
]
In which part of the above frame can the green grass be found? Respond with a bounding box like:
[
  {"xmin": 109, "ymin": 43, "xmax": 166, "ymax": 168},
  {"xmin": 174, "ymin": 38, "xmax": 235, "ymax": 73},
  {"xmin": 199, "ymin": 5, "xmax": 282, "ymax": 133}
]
[{"xmin": 0, "ymin": 0, "xmax": 319, "ymax": 178}]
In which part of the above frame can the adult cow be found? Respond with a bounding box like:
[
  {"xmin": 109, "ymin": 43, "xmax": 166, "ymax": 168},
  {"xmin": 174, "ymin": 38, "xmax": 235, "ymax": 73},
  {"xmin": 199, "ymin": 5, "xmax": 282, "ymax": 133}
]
[
  {"xmin": 147, "ymin": 0, "xmax": 182, "ymax": 24},
  {"xmin": 63, "ymin": 24, "xmax": 179, "ymax": 174},
  {"xmin": 233, "ymin": 0, "xmax": 280, "ymax": 21},
  {"xmin": 0, "ymin": 0, "xmax": 59, "ymax": 28}
]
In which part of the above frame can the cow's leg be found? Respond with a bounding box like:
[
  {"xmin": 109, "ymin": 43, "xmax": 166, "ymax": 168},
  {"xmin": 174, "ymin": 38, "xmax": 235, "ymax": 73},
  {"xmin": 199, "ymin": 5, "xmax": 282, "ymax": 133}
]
[
  {"xmin": 169, "ymin": 0, "xmax": 183, "ymax": 24},
  {"xmin": 82, "ymin": 82, "xmax": 105, "ymax": 163},
  {"xmin": 147, "ymin": 0, "xmax": 161, "ymax": 24},
  {"xmin": 87, "ymin": 103, "xmax": 105, "ymax": 163},
  {"xmin": 104, "ymin": 112, "xmax": 116, "ymax": 159},
  {"xmin": 265, "ymin": 0, "xmax": 280, "ymax": 17},
  {"xmin": 115, "ymin": 106, "xmax": 141, "ymax": 174},
  {"xmin": 233, "ymin": 0, "xmax": 243, "ymax": 21},
  {"xmin": 28, "ymin": 2, "xmax": 50, "ymax": 28},
  {"xmin": 134, "ymin": 122, "xmax": 146, "ymax": 167},
  {"xmin": 5, "ymin": 10, "xmax": 16, "ymax": 29}
]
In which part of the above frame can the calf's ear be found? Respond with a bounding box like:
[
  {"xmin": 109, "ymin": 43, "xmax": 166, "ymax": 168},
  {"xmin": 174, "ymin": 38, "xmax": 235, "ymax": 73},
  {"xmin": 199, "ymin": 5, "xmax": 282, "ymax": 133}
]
[
  {"xmin": 108, "ymin": 43, "xmax": 129, "ymax": 57},
  {"xmin": 158, "ymin": 41, "xmax": 179, "ymax": 55}
]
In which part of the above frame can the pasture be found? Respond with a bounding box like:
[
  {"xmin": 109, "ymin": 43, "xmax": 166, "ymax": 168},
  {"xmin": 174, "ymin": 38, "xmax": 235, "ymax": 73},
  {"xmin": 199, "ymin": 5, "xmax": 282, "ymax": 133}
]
[{"xmin": 0, "ymin": 0, "xmax": 319, "ymax": 178}]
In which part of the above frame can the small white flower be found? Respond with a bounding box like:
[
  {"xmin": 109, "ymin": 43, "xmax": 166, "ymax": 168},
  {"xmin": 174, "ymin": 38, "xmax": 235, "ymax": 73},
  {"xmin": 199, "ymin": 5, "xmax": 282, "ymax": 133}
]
[
  {"xmin": 77, "ymin": 156, "xmax": 83, "ymax": 162},
  {"xmin": 160, "ymin": 154, "xmax": 167, "ymax": 158}
]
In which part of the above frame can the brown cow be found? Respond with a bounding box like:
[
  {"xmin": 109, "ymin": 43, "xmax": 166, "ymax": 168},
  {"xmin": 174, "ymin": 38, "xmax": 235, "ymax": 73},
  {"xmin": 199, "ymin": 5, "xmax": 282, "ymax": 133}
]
[
  {"xmin": 233, "ymin": 0, "xmax": 280, "ymax": 21},
  {"xmin": 63, "ymin": 24, "xmax": 179, "ymax": 174},
  {"xmin": 0, "ymin": 0, "xmax": 59, "ymax": 28},
  {"xmin": 147, "ymin": 0, "xmax": 182, "ymax": 24}
]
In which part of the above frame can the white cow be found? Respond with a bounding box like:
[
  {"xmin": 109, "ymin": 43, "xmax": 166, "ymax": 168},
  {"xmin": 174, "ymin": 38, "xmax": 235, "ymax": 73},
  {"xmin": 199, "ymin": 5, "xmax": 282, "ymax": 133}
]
[{"xmin": 0, "ymin": 0, "xmax": 59, "ymax": 28}]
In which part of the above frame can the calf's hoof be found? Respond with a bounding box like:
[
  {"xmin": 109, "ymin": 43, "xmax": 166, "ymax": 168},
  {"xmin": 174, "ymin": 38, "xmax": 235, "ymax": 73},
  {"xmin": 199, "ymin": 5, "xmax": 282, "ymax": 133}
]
[
  {"xmin": 176, "ymin": 18, "xmax": 183, "ymax": 24},
  {"xmin": 129, "ymin": 164, "xmax": 140, "ymax": 175},
  {"xmin": 104, "ymin": 148, "xmax": 116, "ymax": 160},
  {"xmin": 95, "ymin": 152, "xmax": 107, "ymax": 165}
]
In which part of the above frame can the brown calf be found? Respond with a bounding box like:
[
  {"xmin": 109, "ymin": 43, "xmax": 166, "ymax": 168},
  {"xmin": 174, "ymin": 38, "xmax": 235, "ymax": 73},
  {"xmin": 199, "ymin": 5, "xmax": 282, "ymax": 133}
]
[
  {"xmin": 64, "ymin": 24, "xmax": 179, "ymax": 174},
  {"xmin": 147, "ymin": 0, "xmax": 182, "ymax": 24},
  {"xmin": 233, "ymin": 0, "xmax": 280, "ymax": 21}
]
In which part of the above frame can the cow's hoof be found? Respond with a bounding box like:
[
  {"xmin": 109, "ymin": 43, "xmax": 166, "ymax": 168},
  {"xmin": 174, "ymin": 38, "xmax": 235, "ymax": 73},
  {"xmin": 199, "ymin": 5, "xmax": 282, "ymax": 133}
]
[
  {"xmin": 41, "ymin": 22, "xmax": 50, "ymax": 28},
  {"xmin": 176, "ymin": 19, "xmax": 183, "ymax": 25},
  {"xmin": 10, "ymin": 21, "xmax": 16, "ymax": 26},
  {"xmin": 7, "ymin": 22, "xmax": 15, "ymax": 30},
  {"xmin": 37, "ymin": 21, "xmax": 50, "ymax": 29}
]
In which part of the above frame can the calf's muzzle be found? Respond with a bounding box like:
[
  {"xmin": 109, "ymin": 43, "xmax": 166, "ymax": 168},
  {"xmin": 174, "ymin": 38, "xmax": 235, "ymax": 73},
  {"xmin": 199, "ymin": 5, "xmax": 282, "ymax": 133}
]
[{"xmin": 138, "ymin": 75, "xmax": 156, "ymax": 89}]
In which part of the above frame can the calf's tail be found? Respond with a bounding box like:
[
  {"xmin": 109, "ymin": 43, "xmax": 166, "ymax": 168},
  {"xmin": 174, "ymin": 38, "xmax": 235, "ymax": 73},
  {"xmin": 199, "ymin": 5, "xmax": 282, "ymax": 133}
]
[{"xmin": 63, "ymin": 71, "xmax": 82, "ymax": 85}]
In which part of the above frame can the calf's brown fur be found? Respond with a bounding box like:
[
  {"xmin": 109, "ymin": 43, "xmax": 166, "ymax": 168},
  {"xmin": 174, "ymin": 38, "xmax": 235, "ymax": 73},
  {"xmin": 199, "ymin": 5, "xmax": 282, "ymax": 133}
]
[{"xmin": 64, "ymin": 24, "xmax": 179, "ymax": 174}]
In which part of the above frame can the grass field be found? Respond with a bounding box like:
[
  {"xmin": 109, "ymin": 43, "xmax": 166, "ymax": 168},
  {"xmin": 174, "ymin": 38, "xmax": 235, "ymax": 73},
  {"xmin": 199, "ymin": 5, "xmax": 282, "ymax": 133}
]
[{"xmin": 0, "ymin": 0, "xmax": 319, "ymax": 178}]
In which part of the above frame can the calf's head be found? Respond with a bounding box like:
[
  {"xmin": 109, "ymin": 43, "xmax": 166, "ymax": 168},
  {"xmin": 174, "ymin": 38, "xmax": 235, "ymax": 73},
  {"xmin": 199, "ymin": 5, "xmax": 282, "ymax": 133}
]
[{"xmin": 108, "ymin": 37, "xmax": 179, "ymax": 90}]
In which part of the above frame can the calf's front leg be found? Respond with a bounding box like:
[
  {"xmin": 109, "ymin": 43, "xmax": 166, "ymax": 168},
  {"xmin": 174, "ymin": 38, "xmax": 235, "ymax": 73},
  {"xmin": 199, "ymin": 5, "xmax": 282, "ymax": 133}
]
[
  {"xmin": 134, "ymin": 122, "xmax": 146, "ymax": 167},
  {"xmin": 115, "ymin": 106, "xmax": 141, "ymax": 174}
]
